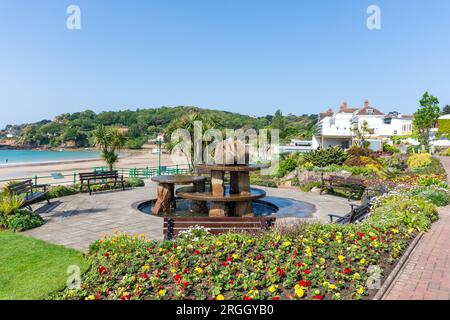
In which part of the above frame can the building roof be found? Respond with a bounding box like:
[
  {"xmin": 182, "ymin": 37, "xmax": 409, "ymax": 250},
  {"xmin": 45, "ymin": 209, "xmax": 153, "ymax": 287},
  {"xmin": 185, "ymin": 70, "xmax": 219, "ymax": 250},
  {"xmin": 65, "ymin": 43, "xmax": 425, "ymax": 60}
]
[
  {"xmin": 355, "ymin": 100, "xmax": 385, "ymax": 115},
  {"xmin": 439, "ymin": 114, "xmax": 450, "ymax": 120}
]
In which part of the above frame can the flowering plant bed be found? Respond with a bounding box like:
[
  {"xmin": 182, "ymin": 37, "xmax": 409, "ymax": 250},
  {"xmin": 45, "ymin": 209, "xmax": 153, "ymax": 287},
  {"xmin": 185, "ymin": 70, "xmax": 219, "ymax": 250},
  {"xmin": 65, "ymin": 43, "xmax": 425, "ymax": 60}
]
[{"xmin": 58, "ymin": 192, "xmax": 437, "ymax": 301}]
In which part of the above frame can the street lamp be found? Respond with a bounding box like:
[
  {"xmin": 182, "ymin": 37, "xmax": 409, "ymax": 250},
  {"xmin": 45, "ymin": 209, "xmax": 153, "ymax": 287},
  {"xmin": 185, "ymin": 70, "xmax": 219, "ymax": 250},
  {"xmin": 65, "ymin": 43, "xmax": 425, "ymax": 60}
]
[{"xmin": 156, "ymin": 136, "xmax": 163, "ymax": 175}]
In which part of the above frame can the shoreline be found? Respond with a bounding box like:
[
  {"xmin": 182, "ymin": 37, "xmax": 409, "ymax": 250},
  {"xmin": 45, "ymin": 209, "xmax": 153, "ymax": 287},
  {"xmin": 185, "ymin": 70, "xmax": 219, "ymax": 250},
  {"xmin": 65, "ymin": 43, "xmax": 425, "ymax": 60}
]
[{"xmin": 0, "ymin": 152, "xmax": 131, "ymax": 168}]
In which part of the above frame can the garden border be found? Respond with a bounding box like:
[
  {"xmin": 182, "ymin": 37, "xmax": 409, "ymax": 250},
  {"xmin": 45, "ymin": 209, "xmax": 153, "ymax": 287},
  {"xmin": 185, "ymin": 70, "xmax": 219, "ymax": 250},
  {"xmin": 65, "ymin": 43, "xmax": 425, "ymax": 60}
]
[{"xmin": 373, "ymin": 232, "xmax": 424, "ymax": 300}]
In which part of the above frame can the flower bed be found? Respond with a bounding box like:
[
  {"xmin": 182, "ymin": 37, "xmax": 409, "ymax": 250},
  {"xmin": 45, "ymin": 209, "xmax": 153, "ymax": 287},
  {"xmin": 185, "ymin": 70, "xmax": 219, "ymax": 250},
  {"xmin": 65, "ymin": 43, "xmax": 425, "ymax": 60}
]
[{"xmin": 58, "ymin": 192, "xmax": 438, "ymax": 300}]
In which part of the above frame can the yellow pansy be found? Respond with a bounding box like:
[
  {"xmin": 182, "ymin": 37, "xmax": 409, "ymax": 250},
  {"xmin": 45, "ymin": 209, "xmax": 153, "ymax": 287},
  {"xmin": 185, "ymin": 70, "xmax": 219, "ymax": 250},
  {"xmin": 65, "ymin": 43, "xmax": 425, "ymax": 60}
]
[
  {"xmin": 268, "ymin": 285, "xmax": 278, "ymax": 293},
  {"xmin": 232, "ymin": 254, "xmax": 239, "ymax": 260},
  {"xmin": 328, "ymin": 284, "xmax": 337, "ymax": 290},
  {"xmin": 359, "ymin": 258, "xmax": 366, "ymax": 265},
  {"xmin": 294, "ymin": 284, "xmax": 304, "ymax": 298},
  {"xmin": 319, "ymin": 257, "xmax": 326, "ymax": 265},
  {"xmin": 158, "ymin": 289, "xmax": 166, "ymax": 296},
  {"xmin": 143, "ymin": 265, "xmax": 151, "ymax": 271},
  {"xmin": 352, "ymin": 273, "xmax": 361, "ymax": 280},
  {"xmin": 317, "ymin": 238, "xmax": 324, "ymax": 245},
  {"xmin": 338, "ymin": 255, "xmax": 345, "ymax": 263},
  {"xmin": 216, "ymin": 241, "xmax": 223, "ymax": 247},
  {"xmin": 195, "ymin": 267, "xmax": 204, "ymax": 274},
  {"xmin": 392, "ymin": 228, "xmax": 399, "ymax": 234},
  {"xmin": 85, "ymin": 295, "xmax": 95, "ymax": 300},
  {"xmin": 216, "ymin": 294, "xmax": 225, "ymax": 300},
  {"xmin": 283, "ymin": 241, "xmax": 292, "ymax": 247},
  {"xmin": 130, "ymin": 276, "xmax": 136, "ymax": 282},
  {"xmin": 357, "ymin": 287, "xmax": 364, "ymax": 295},
  {"xmin": 170, "ymin": 268, "xmax": 177, "ymax": 273}
]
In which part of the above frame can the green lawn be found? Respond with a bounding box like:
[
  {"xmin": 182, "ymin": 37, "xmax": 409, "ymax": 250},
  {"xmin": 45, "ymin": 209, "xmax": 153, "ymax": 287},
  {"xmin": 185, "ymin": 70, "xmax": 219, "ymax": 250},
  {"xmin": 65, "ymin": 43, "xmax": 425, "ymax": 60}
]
[{"xmin": 0, "ymin": 231, "xmax": 87, "ymax": 300}]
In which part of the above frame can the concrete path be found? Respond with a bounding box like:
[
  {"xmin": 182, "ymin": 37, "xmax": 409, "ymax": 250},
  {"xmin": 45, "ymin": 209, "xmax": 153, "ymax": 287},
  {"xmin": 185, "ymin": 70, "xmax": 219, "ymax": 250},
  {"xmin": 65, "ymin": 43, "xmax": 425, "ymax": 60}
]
[
  {"xmin": 23, "ymin": 182, "xmax": 349, "ymax": 252},
  {"xmin": 384, "ymin": 156, "xmax": 450, "ymax": 300}
]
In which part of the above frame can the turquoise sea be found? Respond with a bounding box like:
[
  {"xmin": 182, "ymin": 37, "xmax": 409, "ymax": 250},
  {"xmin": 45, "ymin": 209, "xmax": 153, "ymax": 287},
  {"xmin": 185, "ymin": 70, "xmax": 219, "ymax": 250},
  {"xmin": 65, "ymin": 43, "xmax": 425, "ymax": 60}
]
[{"xmin": 0, "ymin": 149, "xmax": 100, "ymax": 165}]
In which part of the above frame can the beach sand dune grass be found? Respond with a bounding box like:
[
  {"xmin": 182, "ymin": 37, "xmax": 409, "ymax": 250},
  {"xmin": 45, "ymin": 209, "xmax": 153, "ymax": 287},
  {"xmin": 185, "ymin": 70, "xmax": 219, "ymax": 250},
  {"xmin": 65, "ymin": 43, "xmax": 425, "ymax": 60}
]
[{"xmin": 0, "ymin": 231, "xmax": 87, "ymax": 300}]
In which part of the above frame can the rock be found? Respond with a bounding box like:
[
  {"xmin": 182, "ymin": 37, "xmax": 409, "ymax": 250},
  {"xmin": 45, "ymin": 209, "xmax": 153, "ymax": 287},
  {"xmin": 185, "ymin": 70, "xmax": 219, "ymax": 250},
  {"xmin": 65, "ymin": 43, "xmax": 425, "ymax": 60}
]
[{"xmin": 310, "ymin": 187, "xmax": 322, "ymax": 194}]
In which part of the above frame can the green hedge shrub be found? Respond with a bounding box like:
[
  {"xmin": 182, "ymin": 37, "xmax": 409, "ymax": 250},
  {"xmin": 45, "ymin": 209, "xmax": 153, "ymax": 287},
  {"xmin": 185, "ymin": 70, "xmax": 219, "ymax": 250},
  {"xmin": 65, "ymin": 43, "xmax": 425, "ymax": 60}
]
[
  {"xmin": 6, "ymin": 210, "xmax": 44, "ymax": 231},
  {"xmin": 303, "ymin": 146, "xmax": 347, "ymax": 167}
]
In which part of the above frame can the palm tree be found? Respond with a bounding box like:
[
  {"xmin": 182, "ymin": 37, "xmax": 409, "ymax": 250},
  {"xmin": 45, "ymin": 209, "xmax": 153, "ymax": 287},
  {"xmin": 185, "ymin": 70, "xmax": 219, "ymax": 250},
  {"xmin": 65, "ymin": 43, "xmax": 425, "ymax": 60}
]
[
  {"xmin": 163, "ymin": 112, "xmax": 221, "ymax": 168},
  {"xmin": 92, "ymin": 126, "xmax": 126, "ymax": 171}
]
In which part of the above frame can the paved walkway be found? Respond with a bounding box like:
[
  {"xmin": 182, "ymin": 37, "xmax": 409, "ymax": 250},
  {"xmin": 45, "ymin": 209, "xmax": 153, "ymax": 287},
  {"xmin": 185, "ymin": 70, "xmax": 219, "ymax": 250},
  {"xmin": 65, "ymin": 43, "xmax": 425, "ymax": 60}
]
[
  {"xmin": 23, "ymin": 182, "xmax": 349, "ymax": 252},
  {"xmin": 385, "ymin": 156, "xmax": 450, "ymax": 300}
]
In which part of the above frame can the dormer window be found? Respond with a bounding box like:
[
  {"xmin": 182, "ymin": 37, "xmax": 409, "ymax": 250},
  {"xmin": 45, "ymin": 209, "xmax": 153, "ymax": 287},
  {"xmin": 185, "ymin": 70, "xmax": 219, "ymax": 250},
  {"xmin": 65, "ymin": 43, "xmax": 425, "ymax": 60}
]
[
  {"xmin": 367, "ymin": 108, "xmax": 374, "ymax": 115},
  {"xmin": 330, "ymin": 118, "xmax": 335, "ymax": 125}
]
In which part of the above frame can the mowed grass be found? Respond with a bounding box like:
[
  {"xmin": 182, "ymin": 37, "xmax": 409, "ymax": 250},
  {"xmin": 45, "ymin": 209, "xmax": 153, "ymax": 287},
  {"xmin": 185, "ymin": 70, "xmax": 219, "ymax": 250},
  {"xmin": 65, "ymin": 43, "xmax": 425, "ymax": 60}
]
[{"xmin": 0, "ymin": 231, "xmax": 87, "ymax": 300}]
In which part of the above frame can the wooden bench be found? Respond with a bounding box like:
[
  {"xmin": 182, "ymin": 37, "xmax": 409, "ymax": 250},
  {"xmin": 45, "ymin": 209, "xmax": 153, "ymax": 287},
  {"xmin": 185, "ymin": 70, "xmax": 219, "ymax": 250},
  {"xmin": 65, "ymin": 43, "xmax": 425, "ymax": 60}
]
[
  {"xmin": 328, "ymin": 202, "xmax": 371, "ymax": 225},
  {"xmin": 320, "ymin": 175, "xmax": 366, "ymax": 200},
  {"xmin": 6, "ymin": 180, "xmax": 50, "ymax": 211},
  {"xmin": 79, "ymin": 170, "xmax": 124, "ymax": 195},
  {"xmin": 163, "ymin": 216, "xmax": 276, "ymax": 240}
]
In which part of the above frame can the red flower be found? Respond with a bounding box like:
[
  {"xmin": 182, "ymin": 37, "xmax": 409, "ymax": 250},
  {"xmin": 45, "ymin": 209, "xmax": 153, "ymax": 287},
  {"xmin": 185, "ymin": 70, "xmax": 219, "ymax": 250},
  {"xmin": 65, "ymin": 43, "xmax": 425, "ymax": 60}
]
[
  {"xmin": 229, "ymin": 280, "xmax": 234, "ymax": 285},
  {"xmin": 370, "ymin": 237, "xmax": 377, "ymax": 241},
  {"xmin": 226, "ymin": 257, "xmax": 233, "ymax": 262},
  {"xmin": 194, "ymin": 249, "xmax": 201, "ymax": 255},
  {"xmin": 243, "ymin": 295, "xmax": 252, "ymax": 300},
  {"xmin": 98, "ymin": 266, "xmax": 108, "ymax": 274},
  {"xmin": 272, "ymin": 296, "xmax": 280, "ymax": 300},
  {"xmin": 343, "ymin": 268, "xmax": 352, "ymax": 275},
  {"xmin": 173, "ymin": 244, "xmax": 177, "ymax": 249},
  {"xmin": 277, "ymin": 267, "xmax": 285, "ymax": 277},
  {"xmin": 103, "ymin": 252, "xmax": 109, "ymax": 257},
  {"xmin": 296, "ymin": 262, "xmax": 305, "ymax": 267},
  {"xmin": 222, "ymin": 262, "xmax": 228, "ymax": 267},
  {"xmin": 183, "ymin": 281, "xmax": 190, "ymax": 287},
  {"xmin": 357, "ymin": 232, "xmax": 365, "ymax": 238},
  {"xmin": 299, "ymin": 280, "xmax": 311, "ymax": 287},
  {"xmin": 184, "ymin": 268, "xmax": 190, "ymax": 274},
  {"xmin": 174, "ymin": 274, "xmax": 182, "ymax": 283},
  {"xmin": 312, "ymin": 295, "xmax": 324, "ymax": 300},
  {"xmin": 256, "ymin": 254, "xmax": 264, "ymax": 260},
  {"xmin": 303, "ymin": 269, "xmax": 311, "ymax": 275},
  {"xmin": 138, "ymin": 273, "xmax": 149, "ymax": 279}
]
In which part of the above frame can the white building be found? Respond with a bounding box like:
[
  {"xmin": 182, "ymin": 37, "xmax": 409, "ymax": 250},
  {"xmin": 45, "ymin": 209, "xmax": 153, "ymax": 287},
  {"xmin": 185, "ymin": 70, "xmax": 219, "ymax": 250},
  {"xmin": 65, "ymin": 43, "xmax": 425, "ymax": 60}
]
[{"xmin": 312, "ymin": 100, "xmax": 413, "ymax": 150}]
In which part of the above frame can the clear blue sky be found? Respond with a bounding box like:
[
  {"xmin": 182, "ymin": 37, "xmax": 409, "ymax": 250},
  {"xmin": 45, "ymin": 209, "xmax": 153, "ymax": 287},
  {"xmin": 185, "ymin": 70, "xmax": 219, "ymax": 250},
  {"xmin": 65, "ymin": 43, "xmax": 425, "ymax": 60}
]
[{"xmin": 1, "ymin": 0, "xmax": 449, "ymax": 128}]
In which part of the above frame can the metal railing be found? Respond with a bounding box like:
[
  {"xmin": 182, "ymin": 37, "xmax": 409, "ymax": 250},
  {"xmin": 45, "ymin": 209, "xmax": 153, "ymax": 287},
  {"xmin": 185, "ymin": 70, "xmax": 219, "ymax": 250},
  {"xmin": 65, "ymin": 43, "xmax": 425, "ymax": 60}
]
[{"xmin": 0, "ymin": 164, "xmax": 192, "ymax": 188}]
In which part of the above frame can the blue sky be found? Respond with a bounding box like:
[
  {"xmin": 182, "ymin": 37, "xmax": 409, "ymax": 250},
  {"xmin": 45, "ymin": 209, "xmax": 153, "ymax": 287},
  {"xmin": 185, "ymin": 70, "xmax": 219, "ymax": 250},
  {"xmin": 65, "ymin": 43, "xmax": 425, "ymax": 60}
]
[{"xmin": 1, "ymin": 0, "xmax": 450, "ymax": 128}]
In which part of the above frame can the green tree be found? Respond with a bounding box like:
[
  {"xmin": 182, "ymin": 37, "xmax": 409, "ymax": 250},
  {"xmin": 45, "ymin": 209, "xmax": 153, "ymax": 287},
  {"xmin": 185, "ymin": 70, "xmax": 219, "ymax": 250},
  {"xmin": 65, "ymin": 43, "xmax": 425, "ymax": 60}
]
[
  {"xmin": 413, "ymin": 92, "xmax": 440, "ymax": 151},
  {"xmin": 442, "ymin": 105, "xmax": 450, "ymax": 115},
  {"xmin": 164, "ymin": 112, "xmax": 220, "ymax": 168},
  {"xmin": 352, "ymin": 120, "xmax": 374, "ymax": 148},
  {"xmin": 92, "ymin": 126, "xmax": 127, "ymax": 171},
  {"xmin": 272, "ymin": 109, "xmax": 286, "ymax": 137}
]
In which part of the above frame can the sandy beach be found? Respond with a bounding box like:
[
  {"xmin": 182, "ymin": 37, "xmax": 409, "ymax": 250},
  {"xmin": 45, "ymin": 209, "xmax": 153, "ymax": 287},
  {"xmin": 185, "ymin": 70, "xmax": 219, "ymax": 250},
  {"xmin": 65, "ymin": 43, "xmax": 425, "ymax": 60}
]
[{"xmin": 0, "ymin": 147, "xmax": 187, "ymax": 186}]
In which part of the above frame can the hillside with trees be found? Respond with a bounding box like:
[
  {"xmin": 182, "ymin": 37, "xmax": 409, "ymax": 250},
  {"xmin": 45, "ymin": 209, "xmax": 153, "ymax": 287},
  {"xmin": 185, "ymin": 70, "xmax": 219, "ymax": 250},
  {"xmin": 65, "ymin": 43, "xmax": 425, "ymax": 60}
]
[{"xmin": 1, "ymin": 106, "xmax": 317, "ymax": 149}]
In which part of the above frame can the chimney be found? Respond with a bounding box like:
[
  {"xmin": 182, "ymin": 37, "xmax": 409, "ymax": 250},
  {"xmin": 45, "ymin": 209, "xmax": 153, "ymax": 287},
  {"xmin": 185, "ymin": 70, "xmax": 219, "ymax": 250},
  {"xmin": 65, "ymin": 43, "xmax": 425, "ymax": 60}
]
[
  {"xmin": 364, "ymin": 100, "xmax": 369, "ymax": 108},
  {"xmin": 340, "ymin": 102, "xmax": 348, "ymax": 111}
]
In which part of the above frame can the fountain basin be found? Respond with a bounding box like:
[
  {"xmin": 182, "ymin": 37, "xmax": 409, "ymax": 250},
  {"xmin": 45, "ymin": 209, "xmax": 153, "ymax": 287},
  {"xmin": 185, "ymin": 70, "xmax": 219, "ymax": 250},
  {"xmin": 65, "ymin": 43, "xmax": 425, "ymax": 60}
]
[{"xmin": 137, "ymin": 196, "xmax": 315, "ymax": 218}]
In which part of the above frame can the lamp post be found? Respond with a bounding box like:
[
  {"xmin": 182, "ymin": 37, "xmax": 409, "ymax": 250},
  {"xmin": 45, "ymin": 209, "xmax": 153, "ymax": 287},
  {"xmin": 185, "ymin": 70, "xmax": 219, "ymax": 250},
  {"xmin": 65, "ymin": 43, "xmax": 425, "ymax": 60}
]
[{"xmin": 156, "ymin": 136, "xmax": 163, "ymax": 175}]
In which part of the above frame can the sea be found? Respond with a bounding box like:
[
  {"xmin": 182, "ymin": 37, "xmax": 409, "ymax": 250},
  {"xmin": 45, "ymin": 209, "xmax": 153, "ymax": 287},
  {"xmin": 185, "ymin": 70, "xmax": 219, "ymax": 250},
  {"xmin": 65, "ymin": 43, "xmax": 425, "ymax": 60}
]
[{"xmin": 0, "ymin": 149, "xmax": 100, "ymax": 166}]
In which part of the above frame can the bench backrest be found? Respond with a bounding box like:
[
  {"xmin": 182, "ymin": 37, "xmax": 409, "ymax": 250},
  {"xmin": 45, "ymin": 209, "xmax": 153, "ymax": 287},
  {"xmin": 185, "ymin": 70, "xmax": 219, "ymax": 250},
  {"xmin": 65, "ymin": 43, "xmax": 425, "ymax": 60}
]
[
  {"xmin": 350, "ymin": 203, "xmax": 370, "ymax": 223},
  {"xmin": 79, "ymin": 170, "xmax": 119, "ymax": 180},
  {"xmin": 163, "ymin": 216, "xmax": 276, "ymax": 239},
  {"xmin": 6, "ymin": 180, "xmax": 33, "ymax": 195},
  {"xmin": 329, "ymin": 175, "xmax": 364, "ymax": 185}
]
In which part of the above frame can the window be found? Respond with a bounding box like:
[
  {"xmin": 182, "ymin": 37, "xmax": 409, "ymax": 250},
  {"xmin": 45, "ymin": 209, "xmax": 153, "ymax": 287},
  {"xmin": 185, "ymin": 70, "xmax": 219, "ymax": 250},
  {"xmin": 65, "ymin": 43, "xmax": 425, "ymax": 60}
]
[
  {"xmin": 393, "ymin": 130, "xmax": 398, "ymax": 135},
  {"xmin": 368, "ymin": 108, "xmax": 374, "ymax": 115}
]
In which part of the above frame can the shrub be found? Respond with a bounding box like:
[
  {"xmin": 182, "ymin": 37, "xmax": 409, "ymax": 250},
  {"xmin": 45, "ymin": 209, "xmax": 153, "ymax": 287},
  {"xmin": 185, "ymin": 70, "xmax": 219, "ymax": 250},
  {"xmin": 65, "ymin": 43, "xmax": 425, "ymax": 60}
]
[
  {"xmin": 48, "ymin": 185, "xmax": 79, "ymax": 199},
  {"xmin": 407, "ymin": 153, "xmax": 432, "ymax": 170},
  {"xmin": 303, "ymin": 146, "xmax": 347, "ymax": 167},
  {"xmin": 6, "ymin": 210, "xmax": 44, "ymax": 231},
  {"xmin": 381, "ymin": 154, "xmax": 408, "ymax": 171},
  {"xmin": 400, "ymin": 186, "xmax": 450, "ymax": 207},
  {"xmin": 439, "ymin": 147, "xmax": 450, "ymax": 157},
  {"xmin": 418, "ymin": 176, "xmax": 448, "ymax": 188},
  {"xmin": 347, "ymin": 147, "xmax": 373, "ymax": 158},
  {"xmin": 299, "ymin": 181, "xmax": 321, "ymax": 192},
  {"xmin": 383, "ymin": 144, "xmax": 400, "ymax": 154},
  {"xmin": 126, "ymin": 178, "xmax": 145, "ymax": 188},
  {"xmin": 412, "ymin": 157, "xmax": 446, "ymax": 176},
  {"xmin": 277, "ymin": 157, "xmax": 297, "ymax": 177},
  {"xmin": 370, "ymin": 194, "xmax": 438, "ymax": 231},
  {"xmin": 0, "ymin": 195, "xmax": 24, "ymax": 217},
  {"xmin": 344, "ymin": 156, "xmax": 380, "ymax": 168},
  {"xmin": 250, "ymin": 174, "xmax": 278, "ymax": 188}
]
